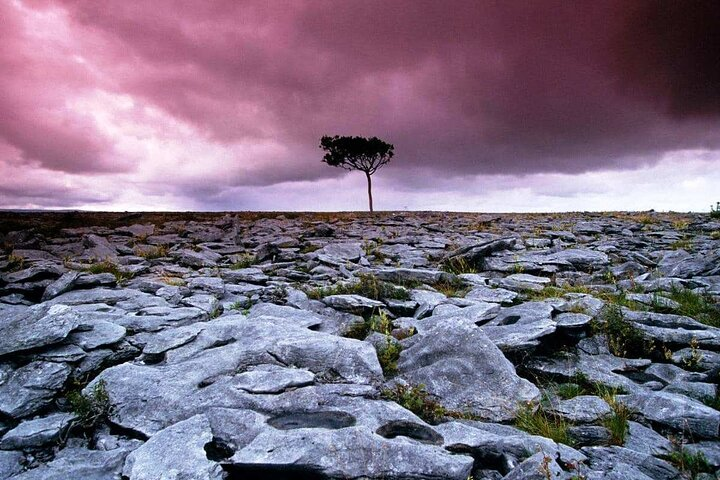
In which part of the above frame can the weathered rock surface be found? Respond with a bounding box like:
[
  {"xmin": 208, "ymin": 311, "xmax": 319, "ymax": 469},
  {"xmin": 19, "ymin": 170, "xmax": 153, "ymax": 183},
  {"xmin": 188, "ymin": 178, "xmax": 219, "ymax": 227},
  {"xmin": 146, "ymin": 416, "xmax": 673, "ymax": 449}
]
[{"xmin": 1, "ymin": 211, "xmax": 719, "ymax": 479}]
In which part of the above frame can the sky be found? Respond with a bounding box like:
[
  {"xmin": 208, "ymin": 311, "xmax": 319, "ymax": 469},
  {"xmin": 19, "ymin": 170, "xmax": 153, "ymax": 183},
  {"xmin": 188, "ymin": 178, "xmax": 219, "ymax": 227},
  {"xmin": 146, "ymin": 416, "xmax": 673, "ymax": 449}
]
[{"xmin": 1, "ymin": 0, "xmax": 719, "ymax": 212}]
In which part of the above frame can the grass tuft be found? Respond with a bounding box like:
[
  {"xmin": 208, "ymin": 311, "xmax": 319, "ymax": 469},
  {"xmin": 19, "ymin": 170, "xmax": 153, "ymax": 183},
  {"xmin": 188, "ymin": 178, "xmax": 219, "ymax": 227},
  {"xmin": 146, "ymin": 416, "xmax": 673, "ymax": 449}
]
[
  {"xmin": 515, "ymin": 401, "xmax": 572, "ymax": 446},
  {"xmin": 67, "ymin": 379, "xmax": 113, "ymax": 430},
  {"xmin": 306, "ymin": 274, "xmax": 410, "ymax": 301}
]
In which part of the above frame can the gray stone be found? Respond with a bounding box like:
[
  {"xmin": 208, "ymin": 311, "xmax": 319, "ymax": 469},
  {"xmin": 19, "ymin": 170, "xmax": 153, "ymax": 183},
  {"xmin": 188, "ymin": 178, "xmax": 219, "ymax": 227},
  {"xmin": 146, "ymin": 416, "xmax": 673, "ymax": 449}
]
[
  {"xmin": 187, "ymin": 276, "xmax": 225, "ymax": 295},
  {"xmin": 221, "ymin": 267, "xmax": 269, "ymax": 284},
  {"xmin": 317, "ymin": 242, "xmax": 364, "ymax": 264},
  {"xmin": 547, "ymin": 396, "xmax": 612, "ymax": 424},
  {"xmin": 41, "ymin": 271, "xmax": 81, "ymax": 301},
  {"xmin": 8, "ymin": 446, "xmax": 132, "ymax": 480},
  {"xmin": 67, "ymin": 319, "xmax": 126, "ymax": 350},
  {"xmin": 397, "ymin": 321, "xmax": 540, "ymax": 422},
  {"xmin": 624, "ymin": 421, "xmax": 673, "ymax": 456},
  {"xmin": 2, "ymin": 263, "xmax": 64, "ymax": 284},
  {"xmin": 0, "ymin": 304, "xmax": 81, "ymax": 357},
  {"xmin": 322, "ymin": 294, "xmax": 384, "ymax": 313},
  {"xmin": 503, "ymin": 451, "xmax": 564, "ymax": 480},
  {"xmin": 82, "ymin": 234, "xmax": 118, "ymax": 261},
  {"xmin": 0, "ymin": 413, "xmax": 75, "ymax": 449},
  {"xmin": 228, "ymin": 424, "xmax": 473, "ymax": 480},
  {"xmin": 122, "ymin": 414, "xmax": 223, "ymax": 480},
  {"xmin": 479, "ymin": 302, "xmax": 556, "ymax": 352},
  {"xmin": 0, "ymin": 450, "xmax": 23, "ymax": 479},
  {"xmin": 581, "ymin": 446, "xmax": 680, "ymax": 480},
  {"xmin": 621, "ymin": 391, "xmax": 720, "ymax": 439},
  {"xmin": 181, "ymin": 294, "xmax": 221, "ymax": 315},
  {"xmin": 465, "ymin": 285, "xmax": 518, "ymax": 304},
  {"xmin": 492, "ymin": 273, "xmax": 551, "ymax": 292},
  {"xmin": 0, "ymin": 361, "xmax": 71, "ymax": 418},
  {"xmin": 373, "ymin": 267, "xmax": 445, "ymax": 285},
  {"xmin": 436, "ymin": 421, "xmax": 585, "ymax": 472},
  {"xmin": 172, "ymin": 248, "xmax": 221, "ymax": 268}
]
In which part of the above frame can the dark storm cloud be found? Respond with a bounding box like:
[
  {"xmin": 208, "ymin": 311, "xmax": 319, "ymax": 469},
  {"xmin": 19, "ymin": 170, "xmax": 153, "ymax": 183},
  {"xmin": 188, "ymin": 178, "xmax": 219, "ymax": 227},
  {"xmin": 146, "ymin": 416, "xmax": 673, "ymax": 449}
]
[{"xmin": 3, "ymin": 0, "xmax": 720, "ymax": 205}]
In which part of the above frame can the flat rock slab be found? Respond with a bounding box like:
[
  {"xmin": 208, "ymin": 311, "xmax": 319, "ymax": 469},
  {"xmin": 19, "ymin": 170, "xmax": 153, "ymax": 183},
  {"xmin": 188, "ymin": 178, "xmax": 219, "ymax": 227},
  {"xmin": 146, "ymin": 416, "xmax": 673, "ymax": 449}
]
[
  {"xmin": 397, "ymin": 320, "xmax": 540, "ymax": 422},
  {"xmin": 0, "ymin": 304, "xmax": 81, "ymax": 357}
]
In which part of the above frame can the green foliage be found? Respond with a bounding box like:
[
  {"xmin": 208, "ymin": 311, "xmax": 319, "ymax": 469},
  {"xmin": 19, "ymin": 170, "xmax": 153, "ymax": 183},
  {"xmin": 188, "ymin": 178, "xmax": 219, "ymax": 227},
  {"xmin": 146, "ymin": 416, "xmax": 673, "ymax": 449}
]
[
  {"xmin": 527, "ymin": 284, "xmax": 592, "ymax": 300},
  {"xmin": 306, "ymin": 274, "xmax": 410, "ymax": 301},
  {"xmin": 344, "ymin": 309, "xmax": 394, "ymax": 340},
  {"xmin": 554, "ymin": 383, "xmax": 586, "ymax": 400},
  {"xmin": 67, "ymin": 379, "xmax": 112, "ymax": 430},
  {"xmin": 710, "ymin": 201, "xmax": 720, "ymax": 219},
  {"xmin": 6, "ymin": 253, "xmax": 24, "ymax": 272},
  {"xmin": 667, "ymin": 287, "xmax": 720, "ymax": 328},
  {"xmin": 666, "ymin": 448, "xmax": 713, "ymax": 479},
  {"xmin": 382, "ymin": 384, "xmax": 448, "ymax": 424},
  {"xmin": 86, "ymin": 260, "xmax": 133, "ymax": 283},
  {"xmin": 441, "ymin": 257, "xmax": 478, "ymax": 275},
  {"xmin": 134, "ymin": 244, "xmax": 168, "ymax": 259},
  {"xmin": 599, "ymin": 305, "xmax": 654, "ymax": 358},
  {"xmin": 377, "ymin": 336, "xmax": 402, "ymax": 376},
  {"xmin": 600, "ymin": 394, "xmax": 632, "ymax": 446},
  {"xmin": 231, "ymin": 253, "xmax": 257, "ymax": 269},
  {"xmin": 514, "ymin": 402, "xmax": 572, "ymax": 446},
  {"xmin": 319, "ymin": 135, "xmax": 394, "ymax": 212},
  {"xmin": 431, "ymin": 277, "xmax": 469, "ymax": 298},
  {"xmin": 669, "ymin": 238, "xmax": 692, "ymax": 251}
]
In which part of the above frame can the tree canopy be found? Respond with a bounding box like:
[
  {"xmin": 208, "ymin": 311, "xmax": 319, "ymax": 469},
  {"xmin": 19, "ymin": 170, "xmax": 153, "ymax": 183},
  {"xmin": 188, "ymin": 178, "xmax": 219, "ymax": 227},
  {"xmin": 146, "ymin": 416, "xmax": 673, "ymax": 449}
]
[{"xmin": 319, "ymin": 135, "xmax": 394, "ymax": 212}]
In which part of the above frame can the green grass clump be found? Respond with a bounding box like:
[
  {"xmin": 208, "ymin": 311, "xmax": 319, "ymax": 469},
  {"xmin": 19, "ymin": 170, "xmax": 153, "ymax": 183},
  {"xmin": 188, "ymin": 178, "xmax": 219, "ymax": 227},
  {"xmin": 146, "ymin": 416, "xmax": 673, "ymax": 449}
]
[
  {"xmin": 6, "ymin": 253, "xmax": 24, "ymax": 272},
  {"xmin": 527, "ymin": 284, "xmax": 591, "ymax": 300},
  {"xmin": 710, "ymin": 201, "xmax": 720, "ymax": 219},
  {"xmin": 441, "ymin": 257, "xmax": 478, "ymax": 275},
  {"xmin": 382, "ymin": 384, "xmax": 449, "ymax": 424},
  {"xmin": 67, "ymin": 379, "xmax": 113, "ymax": 430},
  {"xmin": 306, "ymin": 274, "xmax": 410, "ymax": 301},
  {"xmin": 377, "ymin": 336, "xmax": 402, "ymax": 376},
  {"xmin": 667, "ymin": 287, "xmax": 720, "ymax": 328},
  {"xmin": 554, "ymin": 383, "xmax": 586, "ymax": 400},
  {"xmin": 666, "ymin": 449, "xmax": 713, "ymax": 479},
  {"xmin": 514, "ymin": 402, "xmax": 572, "ymax": 446},
  {"xmin": 230, "ymin": 253, "xmax": 257, "ymax": 269},
  {"xmin": 431, "ymin": 277, "xmax": 469, "ymax": 298},
  {"xmin": 135, "ymin": 244, "xmax": 168, "ymax": 259},
  {"xmin": 86, "ymin": 260, "xmax": 133, "ymax": 283},
  {"xmin": 599, "ymin": 393, "xmax": 632, "ymax": 446},
  {"xmin": 344, "ymin": 310, "xmax": 394, "ymax": 340},
  {"xmin": 598, "ymin": 305, "xmax": 654, "ymax": 358}
]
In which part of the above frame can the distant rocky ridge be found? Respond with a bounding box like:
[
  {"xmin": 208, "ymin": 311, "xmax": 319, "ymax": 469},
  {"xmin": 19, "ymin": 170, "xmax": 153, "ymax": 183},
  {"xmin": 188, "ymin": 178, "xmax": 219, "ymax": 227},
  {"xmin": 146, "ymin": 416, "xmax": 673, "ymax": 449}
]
[{"xmin": 0, "ymin": 211, "xmax": 719, "ymax": 479}]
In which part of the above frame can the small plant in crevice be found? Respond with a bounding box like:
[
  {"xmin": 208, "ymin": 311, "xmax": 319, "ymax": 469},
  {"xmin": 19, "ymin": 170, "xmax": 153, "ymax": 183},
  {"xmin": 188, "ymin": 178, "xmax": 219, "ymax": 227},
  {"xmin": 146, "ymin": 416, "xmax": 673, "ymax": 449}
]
[
  {"xmin": 665, "ymin": 446, "xmax": 713, "ymax": 480},
  {"xmin": 377, "ymin": 336, "xmax": 402, "ymax": 376},
  {"xmin": 231, "ymin": 253, "xmax": 257, "ymax": 269},
  {"xmin": 6, "ymin": 253, "xmax": 24, "ymax": 272},
  {"xmin": 85, "ymin": 259, "xmax": 133, "ymax": 283},
  {"xmin": 599, "ymin": 393, "xmax": 632, "ymax": 446},
  {"xmin": 344, "ymin": 309, "xmax": 394, "ymax": 340},
  {"xmin": 431, "ymin": 277, "xmax": 469, "ymax": 298},
  {"xmin": 66, "ymin": 379, "xmax": 113, "ymax": 431},
  {"xmin": 667, "ymin": 287, "xmax": 720, "ymax": 328},
  {"xmin": 306, "ymin": 274, "xmax": 410, "ymax": 301},
  {"xmin": 681, "ymin": 337, "xmax": 704, "ymax": 371},
  {"xmin": 710, "ymin": 201, "xmax": 720, "ymax": 219},
  {"xmin": 134, "ymin": 244, "xmax": 168, "ymax": 259},
  {"xmin": 596, "ymin": 305, "xmax": 654, "ymax": 358},
  {"xmin": 514, "ymin": 401, "xmax": 572, "ymax": 446},
  {"xmin": 381, "ymin": 384, "xmax": 477, "ymax": 424},
  {"xmin": 441, "ymin": 257, "xmax": 478, "ymax": 275}
]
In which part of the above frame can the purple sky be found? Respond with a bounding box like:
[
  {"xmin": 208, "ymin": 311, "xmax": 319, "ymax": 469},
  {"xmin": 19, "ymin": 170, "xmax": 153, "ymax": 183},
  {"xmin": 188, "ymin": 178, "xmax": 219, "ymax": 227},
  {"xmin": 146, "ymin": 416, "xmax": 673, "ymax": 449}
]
[{"xmin": 2, "ymin": 0, "xmax": 719, "ymax": 211}]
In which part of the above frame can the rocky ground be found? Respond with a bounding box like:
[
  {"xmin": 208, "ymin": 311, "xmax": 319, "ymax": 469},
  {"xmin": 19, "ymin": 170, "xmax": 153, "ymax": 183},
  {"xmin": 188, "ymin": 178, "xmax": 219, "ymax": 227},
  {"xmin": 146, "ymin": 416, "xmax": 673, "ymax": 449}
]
[{"xmin": 0, "ymin": 210, "xmax": 719, "ymax": 480}]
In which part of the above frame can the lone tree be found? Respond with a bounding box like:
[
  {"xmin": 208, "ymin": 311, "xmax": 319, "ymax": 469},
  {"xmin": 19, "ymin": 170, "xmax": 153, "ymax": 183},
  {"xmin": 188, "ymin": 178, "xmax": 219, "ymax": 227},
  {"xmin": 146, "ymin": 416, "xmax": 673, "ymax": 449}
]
[{"xmin": 320, "ymin": 135, "xmax": 394, "ymax": 212}]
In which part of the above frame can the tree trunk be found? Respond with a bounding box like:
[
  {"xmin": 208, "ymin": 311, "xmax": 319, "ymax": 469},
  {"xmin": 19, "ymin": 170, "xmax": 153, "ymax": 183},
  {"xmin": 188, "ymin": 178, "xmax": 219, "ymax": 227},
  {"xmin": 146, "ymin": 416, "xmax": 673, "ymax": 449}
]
[{"xmin": 365, "ymin": 171, "xmax": 373, "ymax": 213}]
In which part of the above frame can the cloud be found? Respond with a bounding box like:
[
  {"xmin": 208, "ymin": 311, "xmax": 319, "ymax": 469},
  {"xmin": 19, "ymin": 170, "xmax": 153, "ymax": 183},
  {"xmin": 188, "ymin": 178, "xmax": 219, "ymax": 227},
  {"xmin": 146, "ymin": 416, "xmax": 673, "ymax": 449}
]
[{"xmin": 2, "ymin": 0, "xmax": 720, "ymax": 209}]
